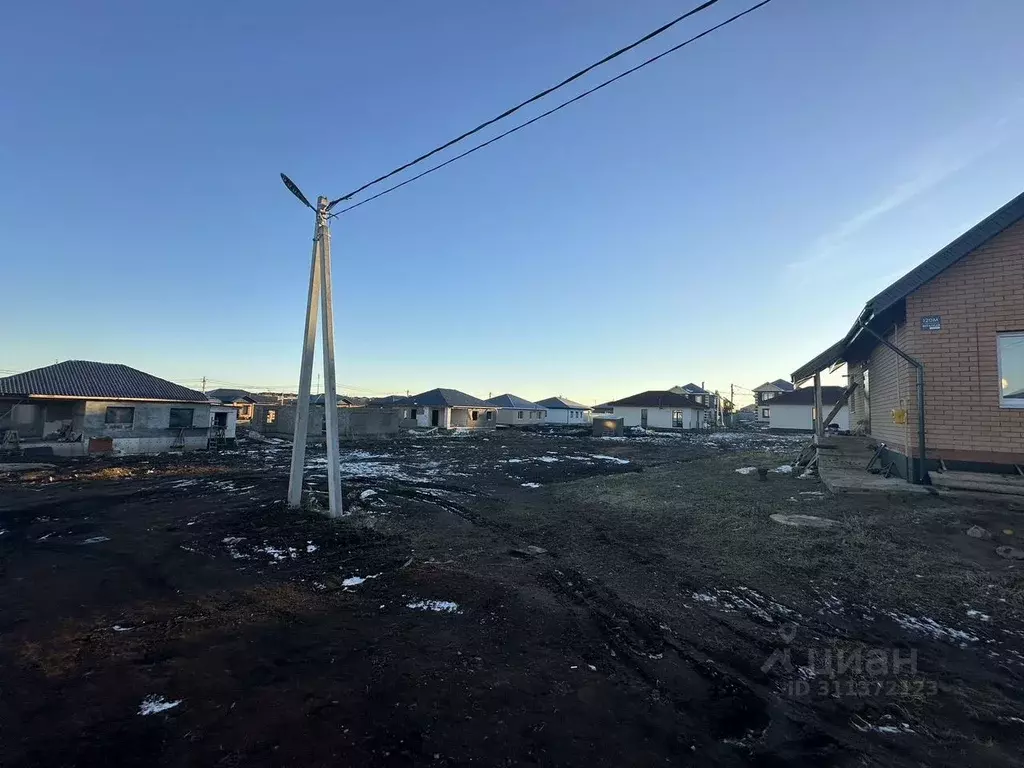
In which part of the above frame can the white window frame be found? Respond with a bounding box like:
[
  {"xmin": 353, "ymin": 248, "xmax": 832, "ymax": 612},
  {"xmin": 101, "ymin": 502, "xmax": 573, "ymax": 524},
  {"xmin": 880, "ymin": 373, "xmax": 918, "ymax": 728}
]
[{"xmin": 998, "ymin": 331, "xmax": 1024, "ymax": 409}]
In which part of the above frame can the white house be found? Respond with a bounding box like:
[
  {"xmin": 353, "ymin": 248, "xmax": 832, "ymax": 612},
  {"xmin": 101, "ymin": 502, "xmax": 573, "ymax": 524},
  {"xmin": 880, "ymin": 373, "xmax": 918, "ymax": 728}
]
[
  {"xmin": 604, "ymin": 390, "xmax": 705, "ymax": 430},
  {"xmin": 486, "ymin": 393, "xmax": 547, "ymax": 426},
  {"xmin": 669, "ymin": 383, "xmax": 721, "ymax": 426},
  {"xmin": 397, "ymin": 388, "xmax": 497, "ymax": 431},
  {"xmin": 766, "ymin": 386, "xmax": 850, "ymax": 432},
  {"xmin": 753, "ymin": 378, "xmax": 796, "ymax": 422},
  {"xmin": 536, "ymin": 396, "xmax": 591, "ymax": 425}
]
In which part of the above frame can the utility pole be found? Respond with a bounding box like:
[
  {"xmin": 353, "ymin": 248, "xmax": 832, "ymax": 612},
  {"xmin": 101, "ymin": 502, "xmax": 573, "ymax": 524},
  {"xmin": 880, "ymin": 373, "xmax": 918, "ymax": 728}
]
[
  {"xmin": 202, "ymin": 376, "xmax": 206, "ymax": 394},
  {"xmin": 282, "ymin": 180, "xmax": 343, "ymax": 518}
]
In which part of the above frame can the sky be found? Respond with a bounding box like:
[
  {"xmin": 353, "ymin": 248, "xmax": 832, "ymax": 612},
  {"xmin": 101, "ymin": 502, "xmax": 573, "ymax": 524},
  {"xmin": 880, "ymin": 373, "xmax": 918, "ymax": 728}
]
[{"xmin": 3, "ymin": 0, "xmax": 1024, "ymax": 406}]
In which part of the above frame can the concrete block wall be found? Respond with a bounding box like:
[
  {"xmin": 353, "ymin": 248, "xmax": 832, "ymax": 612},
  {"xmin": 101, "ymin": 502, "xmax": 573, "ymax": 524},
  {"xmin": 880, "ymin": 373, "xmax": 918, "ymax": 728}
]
[
  {"xmin": 338, "ymin": 407, "xmax": 401, "ymax": 438},
  {"xmin": 251, "ymin": 404, "xmax": 324, "ymax": 443}
]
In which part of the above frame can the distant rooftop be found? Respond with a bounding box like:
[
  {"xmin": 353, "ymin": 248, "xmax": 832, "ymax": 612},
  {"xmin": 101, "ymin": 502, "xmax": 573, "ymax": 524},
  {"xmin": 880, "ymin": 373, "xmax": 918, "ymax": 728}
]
[{"xmin": 0, "ymin": 361, "xmax": 207, "ymax": 403}]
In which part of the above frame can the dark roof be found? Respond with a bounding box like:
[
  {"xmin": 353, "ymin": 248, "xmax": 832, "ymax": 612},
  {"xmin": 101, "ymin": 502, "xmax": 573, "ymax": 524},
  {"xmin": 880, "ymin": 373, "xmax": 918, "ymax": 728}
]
[
  {"xmin": 607, "ymin": 390, "xmax": 706, "ymax": 408},
  {"xmin": 754, "ymin": 379, "xmax": 796, "ymax": 392},
  {"xmin": 310, "ymin": 394, "xmax": 368, "ymax": 406},
  {"xmin": 0, "ymin": 361, "xmax": 208, "ymax": 403},
  {"xmin": 486, "ymin": 393, "xmax": 544, "ymax": 409},
  {"xmin": 678, "ymin": 383, "xmax": 709, "ymax": 394},
  {"xmin": 767, "ymin": 386, "xmax": 846, "ymax": 406},
  {"xmin": 251, "ymin": 393, "xmax": 289, "ymax": 404},
  {"xmin": 536, "ymin": 396, "xmax": 590, "ymax": 410},
  {"xmin": 367, "ymin": 395, "xmax": 406, "ymax": 405},
  {"xmin": 207, "ymin": 388, "xmax": 256, "ymax": 403},
  {"xmin": 793, "ymin": 189, "xmax": 1024, "ymax": 384},
  {"xmin": 397, "ymin": 388, "xmax": 491, "ymax": 408},
  {"xmin": 867, "ymin": 189, "xmax": 1024, "ymax": 317}
]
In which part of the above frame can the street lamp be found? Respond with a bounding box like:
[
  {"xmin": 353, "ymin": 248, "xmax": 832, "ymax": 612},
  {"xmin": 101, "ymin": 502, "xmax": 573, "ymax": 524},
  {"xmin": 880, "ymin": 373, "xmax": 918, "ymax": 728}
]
[{"xmin": 280, "ymin": 174, "xmax": 343, "ymax": 517}]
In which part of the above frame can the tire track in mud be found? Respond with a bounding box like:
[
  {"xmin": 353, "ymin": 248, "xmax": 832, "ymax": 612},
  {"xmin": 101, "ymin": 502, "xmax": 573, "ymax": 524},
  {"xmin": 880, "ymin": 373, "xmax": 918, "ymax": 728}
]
[{"xmin": 539, "ymin": 566, "xmax": 847, "ymax": 763}]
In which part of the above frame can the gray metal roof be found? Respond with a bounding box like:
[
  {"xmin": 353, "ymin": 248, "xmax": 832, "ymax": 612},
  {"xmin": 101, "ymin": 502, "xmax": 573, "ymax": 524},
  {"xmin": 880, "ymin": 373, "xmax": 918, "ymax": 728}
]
[
  {"xmin": 607, "ymin": 390, "xmax": 705, "ymax": 408},
  {"xmin": 791, "ymin": 339, "xmax": 848, "ymax": 385},
  {"xmin": 536, "ymin": 396, "xmax": 590, "ymax": 410},
  {"xmin": 866, "ymin": 189, "xmax": 1024, "ymax": 317},
  {"xmin": 486, "ymin": 393, "xmax": 544, "ymax": 409},
  {"xmin": 792, "ymin": 189, "xmax": 1024, "ymax": 384},
  {"xmin": 678, "ymin": 382, "xmax": 709, "ymax": 394},
  {"xmin": 398, "ymin": 388, "xmax": 492, "ymax": 408},
  {"xmin": 0, "ymin": 361, "xmax": 208, "ymax": 402},
  {"xmin": 207, "ymin": 388, "xmax": 256, "ymax": 403},
  {"xmin": 768, "ymin": 386, "xmax": 846, "ymax": 406}
]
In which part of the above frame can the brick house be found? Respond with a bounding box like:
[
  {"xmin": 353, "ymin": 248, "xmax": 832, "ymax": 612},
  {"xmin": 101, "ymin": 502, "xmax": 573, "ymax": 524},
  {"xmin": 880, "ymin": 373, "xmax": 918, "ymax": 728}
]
[{"xmin": 792, "ymin": 190, "xmax": 1024, "ymax": 481}]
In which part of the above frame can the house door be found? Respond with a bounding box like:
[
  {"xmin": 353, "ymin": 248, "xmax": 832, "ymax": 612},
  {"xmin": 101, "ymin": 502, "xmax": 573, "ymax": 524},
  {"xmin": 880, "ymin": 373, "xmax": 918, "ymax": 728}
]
[
  {"xmin": 640, "ymin": 409, "xmax": 648, "ymax": 428},
  {"xmin": 431, "ymin": 409, "xmax": 440, "ymax": 427}
]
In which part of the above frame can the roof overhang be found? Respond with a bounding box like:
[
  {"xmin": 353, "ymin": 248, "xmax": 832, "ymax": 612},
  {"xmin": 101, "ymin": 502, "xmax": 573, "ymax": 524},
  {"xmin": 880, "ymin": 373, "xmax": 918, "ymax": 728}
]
[{"xmin": 10, "ymin": 394, "xmax": 209, "ymax": 404}]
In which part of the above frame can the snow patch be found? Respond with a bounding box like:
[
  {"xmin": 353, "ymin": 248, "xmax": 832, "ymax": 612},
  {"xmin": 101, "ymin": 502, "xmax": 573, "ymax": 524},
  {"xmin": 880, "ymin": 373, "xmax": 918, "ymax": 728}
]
[
  {"xmin": 735, "ymin": 467, "xmax": 757, "ymax": 475},
  {"xmin": 342, "ymin": 573, "xmax": 381, "ymax": 588},
  {"xmin": 591, "ymin": 455, "xmax": 630, "ymax": 464},
  {"xmin": 359, "ymin": 489, "xmax": 378, "ymax": 500},
  {"xmin": 81, "ymin": 536, "xmax": 110, "ymax": 544},
  {"xmin": 521, "ymin": 482, "xmax": 542, "ymax": 488},
  {"xmin": 139, "ymin": 695, "xmax": 181, "ymax": 716},
  {"xmin": 407, "ymin": 600, "xmax": 460, "ymax": 613},
  {"xmin": 885, "ymin": 610, "xmax": 979, "ymax": 645},
  {"xmin": 772, "ymin": 464, "xmax": 794, "ymax": 474}
]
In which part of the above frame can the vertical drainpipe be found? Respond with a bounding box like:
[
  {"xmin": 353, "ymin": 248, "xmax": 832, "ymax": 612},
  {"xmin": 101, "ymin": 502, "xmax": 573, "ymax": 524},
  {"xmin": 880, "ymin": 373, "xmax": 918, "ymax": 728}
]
[{"xmin": 856, "ymin": 318, "xmax": 927, "ymax": 484}]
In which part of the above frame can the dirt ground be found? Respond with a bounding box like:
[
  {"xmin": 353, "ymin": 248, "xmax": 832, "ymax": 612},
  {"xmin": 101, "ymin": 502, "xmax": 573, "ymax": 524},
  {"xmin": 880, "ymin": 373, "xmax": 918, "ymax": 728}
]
[{"xmin": 2, "ymin": 428, "xmax": 1023, "ymax": 767}]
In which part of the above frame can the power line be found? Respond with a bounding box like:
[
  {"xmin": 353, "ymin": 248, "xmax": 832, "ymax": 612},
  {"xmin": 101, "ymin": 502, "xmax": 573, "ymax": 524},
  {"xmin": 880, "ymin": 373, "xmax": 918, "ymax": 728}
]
[
  {"xmin": 328, "ymin": 0, "xmax": 724, "ymax": 208},
  {"xmin": 332, "ymin": 0, "xmax": 774, "ymax": 217}
]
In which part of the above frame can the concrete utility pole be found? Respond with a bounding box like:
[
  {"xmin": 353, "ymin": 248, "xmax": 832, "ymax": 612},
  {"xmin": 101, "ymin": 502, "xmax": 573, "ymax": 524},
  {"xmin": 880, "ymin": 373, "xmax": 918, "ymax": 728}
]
[{"xmin": 282, "ymin": 178, "xmax": 343, "ymax": 518}]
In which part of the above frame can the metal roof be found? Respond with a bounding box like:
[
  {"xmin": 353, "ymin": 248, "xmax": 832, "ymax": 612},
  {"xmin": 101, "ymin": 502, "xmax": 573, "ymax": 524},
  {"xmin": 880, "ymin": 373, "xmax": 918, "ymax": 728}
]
[
  {"xmin": 0, "ymin": 361, "xmax": 208, "ymax": 403},
  {"xmin": 536, "ymin": 396, "xmax": 590, "ymax": 410},
  {"xmin": 607, "ymin": 390, "xmax": 705, "ymax": 408},
  {"xmin": 791, "ymin": 189, "xmax": 1024, "ymax": 384},
  {"xmin": 677, "ymin": 383, "xmax": 709, "ymax": 394},
  {"xmin": 397, "ymin": 388, "xmax": 492, "ymax": 408},
  {"xmin": 207, "ymin": 388, "xmax": 256, "ymax": 403},
  {"xmin": 790, "ymin": 338, "xmax": 848, "ymax": 385},
  {"xmin": 866, "ymin": 189, "xmax": 1024, "ymax": 317},
  {"xmin": 767, "ymin": 386, "xmax": 846, "ymax": 406},
  {"xmin": 486, "ymin": 393, "xmax": 544, "ymax": 409}
]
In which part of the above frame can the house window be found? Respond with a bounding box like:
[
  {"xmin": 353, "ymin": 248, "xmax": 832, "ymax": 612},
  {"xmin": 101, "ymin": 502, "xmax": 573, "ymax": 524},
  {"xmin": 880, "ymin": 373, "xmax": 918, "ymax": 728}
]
[
  {"xmin": 998, "ymin": 332, "xmax": 1024, "ymax": 408},
  {"xmin": 471, "ymin": 410, "xmax": 479, "ymax": 421},
  {"xmin": 672, "ymin": 410, "xmax": 684, "ymax": 427},
  {"xmin": 410, "ymin": 408, "xmax": 418, "ymax": 419},
  {"xmin": 761, "ymin": 408, "xmax": 770, "ymax": 419},
  {"xmin": 518, "ymin": 410, "xmax": 524, "ymax": 419},
  {"xmin": 169, "ymin": 408, "xmax": 194, "ymax": 429},
  {"xmin": 105, "ymin": 406, "xmax": 134, "ymax": 425},
  {"xmin": 486, "ymin": 411, "xmax": 493, "ymax": 421},
  {"xmin": 266, "ymin": 409, "xmax": 277, "ymax": 424},
  {"xmin": 542, "ymin": 410, "xmax": 547, "ymax": 418}
]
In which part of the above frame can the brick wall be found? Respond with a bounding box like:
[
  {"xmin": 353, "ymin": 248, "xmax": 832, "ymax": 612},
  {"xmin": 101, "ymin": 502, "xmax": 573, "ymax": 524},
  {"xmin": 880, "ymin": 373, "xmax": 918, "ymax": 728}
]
[{"xmin": 897, "ymin": 217, "xmax": 1024, "ymax": 463}]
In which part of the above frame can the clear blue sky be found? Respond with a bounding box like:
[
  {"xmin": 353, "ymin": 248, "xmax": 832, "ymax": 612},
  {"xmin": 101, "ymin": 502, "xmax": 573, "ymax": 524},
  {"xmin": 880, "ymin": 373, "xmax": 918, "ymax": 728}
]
[{"xmin": 3, "ymin": 0, "xmax": 1023, "ymax": 405}]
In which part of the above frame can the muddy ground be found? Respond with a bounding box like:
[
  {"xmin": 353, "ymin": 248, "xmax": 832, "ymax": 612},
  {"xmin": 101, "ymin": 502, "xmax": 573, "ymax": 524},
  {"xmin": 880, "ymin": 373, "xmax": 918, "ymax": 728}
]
[{"xmin": 1, "ymin": 429, "xmax": 1023, "ymax": 766}]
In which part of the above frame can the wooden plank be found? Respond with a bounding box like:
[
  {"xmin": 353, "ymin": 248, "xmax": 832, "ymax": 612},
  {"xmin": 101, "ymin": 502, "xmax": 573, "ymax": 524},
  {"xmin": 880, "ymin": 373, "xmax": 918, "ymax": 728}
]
[
  {"xmin": 934, "ymin": 470, "xmax": 1024, "ymax": 488},
  {"xmin": 822, "ymin": 381, "xmax": 858, "ymax": 429},
  {"xmin": 929, "ymin": 473, "xmax": 1024, "ymax": 497}
]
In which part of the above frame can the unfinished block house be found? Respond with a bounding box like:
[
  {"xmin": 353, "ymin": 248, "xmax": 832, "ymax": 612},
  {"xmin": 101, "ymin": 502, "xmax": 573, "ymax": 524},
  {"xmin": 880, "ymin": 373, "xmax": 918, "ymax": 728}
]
[
  {"xmin": 0, "ymin": 361, "xmax": 211, "ymax": 455},
  {"xmin": 793, "ymin": 190, "xmax": 1024, "ymax": 481},
  {"xmin": 396, "ymin": 389, "xmax": 497, "ymax": 431}
]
